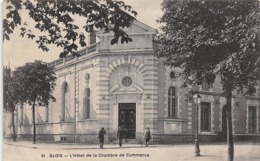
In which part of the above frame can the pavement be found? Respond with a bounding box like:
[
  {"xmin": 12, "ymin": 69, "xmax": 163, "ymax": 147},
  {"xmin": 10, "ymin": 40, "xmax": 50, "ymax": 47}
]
[
  {"xmin": 4, "ymin": 140, "xmax": 154, "ymax": 149},
  {"xmin": 3, "ymin": 140, "xmax": 260, "ymax": 161}
]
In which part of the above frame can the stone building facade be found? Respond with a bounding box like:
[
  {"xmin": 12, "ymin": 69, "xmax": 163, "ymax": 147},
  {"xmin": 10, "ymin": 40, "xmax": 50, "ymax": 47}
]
[{"xmin": 4, "ymin": 21, "xmax": 260, "ymax": 143}]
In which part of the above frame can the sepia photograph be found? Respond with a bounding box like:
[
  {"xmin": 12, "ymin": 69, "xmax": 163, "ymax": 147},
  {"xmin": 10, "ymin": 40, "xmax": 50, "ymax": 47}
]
[{"xmin": 2, "ymin": 0, "xmax": 260, "ymax": 161}]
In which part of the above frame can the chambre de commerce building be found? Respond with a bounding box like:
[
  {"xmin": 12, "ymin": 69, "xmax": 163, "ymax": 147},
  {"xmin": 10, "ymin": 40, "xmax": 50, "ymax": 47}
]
[{"xmin": 4, "ymin": 20, "xmax": 260, "ymax": 144}]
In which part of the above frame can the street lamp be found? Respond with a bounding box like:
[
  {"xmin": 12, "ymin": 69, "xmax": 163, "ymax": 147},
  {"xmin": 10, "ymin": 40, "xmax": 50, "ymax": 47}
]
[{"xmin": 193, "ymin": 93, "xmax": 201, "ymax": 156}]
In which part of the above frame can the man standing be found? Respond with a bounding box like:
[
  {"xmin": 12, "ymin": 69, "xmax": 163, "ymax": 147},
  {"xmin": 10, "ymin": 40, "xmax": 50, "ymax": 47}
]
[
  {"xmin": 98, "ymin": 127, "xmax": 106, "ymax": 149},
  {"xmin": 144, "ymin": 127, "xmax": 151, "ymax": 147},
  {"xmin": 117, "ymin": 127, "xmax": 124, "ymax": 147}
]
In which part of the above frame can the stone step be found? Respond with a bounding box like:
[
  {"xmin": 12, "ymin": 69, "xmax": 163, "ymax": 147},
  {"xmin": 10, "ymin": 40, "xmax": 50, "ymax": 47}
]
[
  {"xmin": 95, "ymin": 139, "xmax": 142, "ymax": 145},
  {"xmin": 112, "ymin": 139, "xmax": 141, "ymax": 144}
]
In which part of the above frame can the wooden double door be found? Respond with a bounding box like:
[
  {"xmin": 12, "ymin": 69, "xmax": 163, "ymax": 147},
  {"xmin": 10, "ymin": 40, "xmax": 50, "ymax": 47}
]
[{"xmin": 118, "ymin": 103, "xmax": 136, "ymax": 139}]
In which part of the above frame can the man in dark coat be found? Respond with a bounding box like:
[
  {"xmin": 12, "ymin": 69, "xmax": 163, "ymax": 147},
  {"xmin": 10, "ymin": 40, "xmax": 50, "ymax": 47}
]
[
  {"xmin": 144, "ymin": 127, "xmax": 151, "ymax": 147},
  {"xmin": 98, "ymin": 127, "xmax": 106, "ymax": 149},
  {"xmin": 117, "ymin": 127, "xmax": 124, "ymax": 147}
]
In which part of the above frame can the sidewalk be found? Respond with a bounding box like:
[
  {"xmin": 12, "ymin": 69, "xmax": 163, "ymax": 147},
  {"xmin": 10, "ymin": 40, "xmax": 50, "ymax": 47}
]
[
  {"xmin": 4, "ymin": 140, "xmax": 161, "ymax": 149},
  {"xmin": 5, "ymin": 139, "xmax": 260, "ymax": 150},
  {"xmin": 4, "ymin": 140, "xmax": 260, "ymax": 161}
]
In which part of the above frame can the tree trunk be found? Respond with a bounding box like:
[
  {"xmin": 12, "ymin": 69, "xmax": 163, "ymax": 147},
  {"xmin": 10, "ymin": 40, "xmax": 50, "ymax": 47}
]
[
  {"xmin": 11, "ymin": 110, "xmax": 16, "ymax": 142},
  {"xmin": 225, "ymin": 78, "xmax": 234, "ymax": 161},
  {"xmin": 32, "ymin": 102, "xmax": 36, "ymax": 144}
]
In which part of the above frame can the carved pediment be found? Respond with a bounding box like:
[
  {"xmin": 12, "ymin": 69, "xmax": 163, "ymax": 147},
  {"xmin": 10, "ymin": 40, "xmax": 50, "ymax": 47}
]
[
  {"xmin": 109, "ymin": 84, "xmax": 143, "ymax": 94},
  {"xmin": 96, "ymin": 20, "xmax": 157, "ymax": 35}
]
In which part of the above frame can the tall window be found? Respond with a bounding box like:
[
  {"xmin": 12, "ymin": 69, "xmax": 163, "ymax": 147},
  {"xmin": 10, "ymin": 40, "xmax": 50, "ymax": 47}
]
[
  {"xmin": 45, "ymin": 105, "xmax": 49, "ymax": 122},
  {"xmin": 202, "ymin": 82, "xmax": 210, "ymax": 91},
  {"xmin": 20, "ymin": 104, "xmax": 23, "ymax": 124},
  {"xmin": 201, "ymin": 102, "xmax": 211, "ymax": 132},
  {"xmin": 61, "ymin": 82, "xmax": 68, "ymax": 121},
  {"xmin": 168, "ymin": 86, "xmax": 177, "ymax": 118},
  {"xmin": 248, "ymin": 106, "xmax": 257, "ymax": 133},
  {"xmin": 83, "ymin": 88, "xmax": 91, "ymax": 119},
  {"xmin": 170, "ymin": 71, "xmax": 176, "ymax": 79}
]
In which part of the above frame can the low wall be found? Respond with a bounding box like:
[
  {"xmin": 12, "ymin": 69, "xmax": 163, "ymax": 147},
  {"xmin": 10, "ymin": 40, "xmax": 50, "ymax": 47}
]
[
  {"xmin": 233, "ymin": 134, "xmax": 260, "ymax": 142},
  {"xmin": 153, "ymin": 133, "xmax": 260, "ymax": 144},
  {"xmin": 153, "ymin": 133, "xmax": 218, "ymax": 144}
]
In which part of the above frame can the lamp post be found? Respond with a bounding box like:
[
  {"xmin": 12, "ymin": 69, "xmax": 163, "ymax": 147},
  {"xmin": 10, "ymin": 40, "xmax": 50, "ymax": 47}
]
[{"xmin": 193, "ymin": 93, "xmax": 201, "ymax": 156}]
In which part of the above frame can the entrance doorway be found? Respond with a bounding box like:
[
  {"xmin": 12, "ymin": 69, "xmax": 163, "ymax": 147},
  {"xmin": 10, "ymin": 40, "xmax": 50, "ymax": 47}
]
[{"xmin": 118, "ymin": 103, "xmax": 136, "ymax": 139}]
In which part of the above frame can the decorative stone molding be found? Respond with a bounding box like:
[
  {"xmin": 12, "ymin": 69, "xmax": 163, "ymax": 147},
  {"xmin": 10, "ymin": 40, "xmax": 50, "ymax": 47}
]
[
  {"xmin": 58, "ymin": 71, "xmax": 71, "ymax": 77},
  {"xmin": 109, "ymin": 85, "xmax": 119, "ymax": 93},
  {"xmin": 109, "ymin": 84, "xmax": 143, "ymax": 95},
  {"xmin": 105, "ymin": 55, "xmax": 145, "ymax": 80},
  {"xmin": 84, "ymin": 73, "xmax": 90, "ymax": 84}
]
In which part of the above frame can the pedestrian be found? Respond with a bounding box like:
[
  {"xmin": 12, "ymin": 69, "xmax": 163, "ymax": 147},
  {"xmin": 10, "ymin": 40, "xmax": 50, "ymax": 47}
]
[
  {"xmin": 144, "ymin": 127, "xmax": 151, "ymax": 147},
  {"xmin": 98, "ymin": 127, "xmax": 106, "ymax": 149},
  {"xmin": 117, "ymin": 126, "xmax": 124, "ymax": 147}
]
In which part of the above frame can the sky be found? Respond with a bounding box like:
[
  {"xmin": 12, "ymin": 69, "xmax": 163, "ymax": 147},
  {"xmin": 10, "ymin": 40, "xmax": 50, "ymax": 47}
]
[{"xmin": 2, "ymin": 0, "xmax": 164, "ymax": 69}]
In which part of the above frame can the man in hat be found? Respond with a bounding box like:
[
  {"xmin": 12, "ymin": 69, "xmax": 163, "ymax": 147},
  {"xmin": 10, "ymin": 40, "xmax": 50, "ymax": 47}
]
[
  {"xmin": 98, "ymin": 127, "xmax": 106, "ymax": 149},
  {"xmin": 117, "ymin": 126, "xmax": 125, "ymax": 147},
  {"xmin": 144, "ymin": 127, "xmax": 151, "ymax": 147}
]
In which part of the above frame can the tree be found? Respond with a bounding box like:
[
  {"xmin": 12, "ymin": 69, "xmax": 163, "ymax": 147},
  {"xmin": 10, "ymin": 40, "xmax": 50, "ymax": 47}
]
[
  {"xmin": 12, "ymin": 60, "xmax": 57, "ymax": 144},
  {"xmin": 155, "ymin": 1, "xmax": 259, "ymax": 161},
  {"xmin": 3, "ymin": 66, "xmax": 20, "ymax": 142},
  {"xmin": 3, "ymin": 0, "xmax": 137, "ymax": 57}
]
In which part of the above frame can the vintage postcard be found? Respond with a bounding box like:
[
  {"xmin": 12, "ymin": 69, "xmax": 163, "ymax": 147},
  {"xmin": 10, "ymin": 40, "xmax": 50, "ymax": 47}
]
[{"xmin": 2, "ymin": 0, "xmax": 260, "ymax": 161}]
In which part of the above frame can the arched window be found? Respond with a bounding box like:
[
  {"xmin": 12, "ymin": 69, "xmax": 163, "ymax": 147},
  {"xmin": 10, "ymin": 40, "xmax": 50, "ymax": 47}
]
[
  {"xmin": 61, "ymin": 82, "xmax": 68, "ymax": 121},
  {"xmin": 83, "ymin": 88, "xmax": 91, "ymax": 119},
  {"xmin": 168, "ymin": 86, "xmax": 177, "ymax": 118}
]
